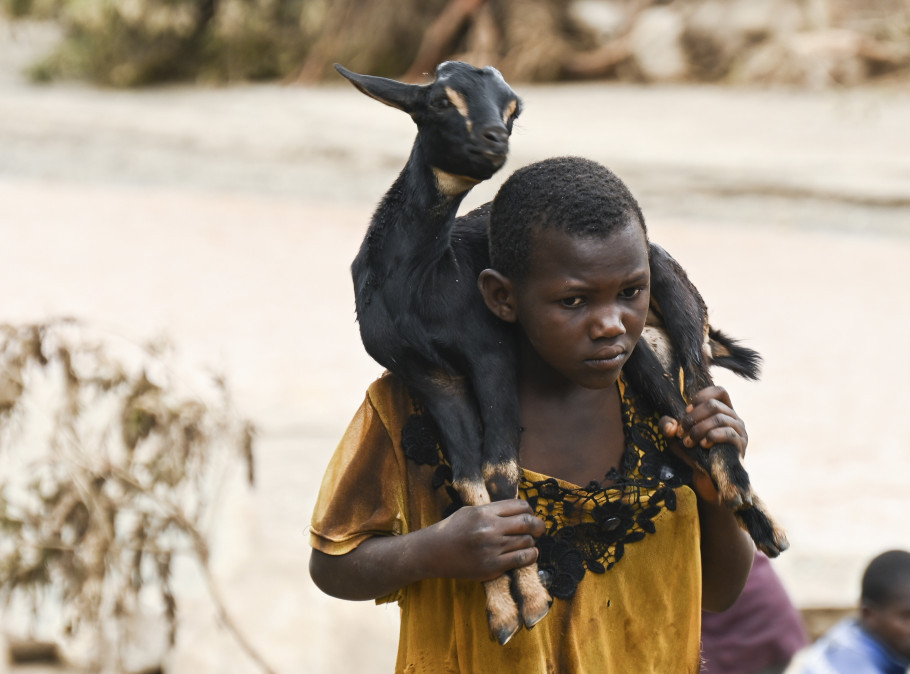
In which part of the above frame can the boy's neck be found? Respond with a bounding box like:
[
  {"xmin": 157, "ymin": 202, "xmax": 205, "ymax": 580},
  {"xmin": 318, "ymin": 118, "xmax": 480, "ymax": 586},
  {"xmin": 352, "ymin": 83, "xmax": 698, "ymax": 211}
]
[
  {"xmin": 517, "ymin": 374, "xmax": 624, "ymax": 487},
  {"xmin": 518, "ymin": 384, "xmax": 620, "ymax": 448},
  {"xmin": 517, "ymin": 371, "xmax": 616, "ymax": 412}
]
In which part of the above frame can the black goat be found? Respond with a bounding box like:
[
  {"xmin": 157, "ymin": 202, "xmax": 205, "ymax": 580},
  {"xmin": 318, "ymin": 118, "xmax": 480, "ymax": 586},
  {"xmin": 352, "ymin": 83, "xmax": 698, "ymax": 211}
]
[
  {"xmin": 336, "ymin": 61, "xmax": 787, "ymax": 644},
  {"xmin": 337, "ymin": 61, "xmax": 547, "ymax": 645}
]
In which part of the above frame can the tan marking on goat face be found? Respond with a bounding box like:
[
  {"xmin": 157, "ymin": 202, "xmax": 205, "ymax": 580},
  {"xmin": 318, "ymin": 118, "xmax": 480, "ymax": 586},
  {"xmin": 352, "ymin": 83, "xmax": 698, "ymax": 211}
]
[
  {"xmin": 503, "ymin": 99, "xmax": 518, "ymax": 124},
  {"xmin": 432, "ymin": 167, "xmax": 481, "ymax": 196},
  {"xmin": 445, "ymin": 86, "xmax": 472, "ymax": 133}
]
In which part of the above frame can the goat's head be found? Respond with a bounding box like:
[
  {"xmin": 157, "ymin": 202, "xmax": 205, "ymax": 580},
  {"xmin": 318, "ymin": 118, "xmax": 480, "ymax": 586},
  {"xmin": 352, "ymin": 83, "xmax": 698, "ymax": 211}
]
[{"xmin": 335, "ymin": 62, "xmax": 522, "ymax": 189}]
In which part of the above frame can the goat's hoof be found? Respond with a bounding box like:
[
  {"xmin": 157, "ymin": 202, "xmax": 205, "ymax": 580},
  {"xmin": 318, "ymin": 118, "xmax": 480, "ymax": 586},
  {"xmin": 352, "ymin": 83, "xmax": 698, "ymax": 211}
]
[
  {"xmin": 718, "ymin": 476, "xmax": 754, "ymax": 508},
  {"xmin": 489, "ymin": 614, "xmax": 522, "ymax": 646},
  {"xmin": 484, "ymin": 575, "xmax": 521, "ymax": 645},
  {"xmin": 758, "ymin": 529, "xmax": 790, "ymax": 558},
  {"xmin": 739, "ymin": 488, "xmax": 754, "ymax": 508},
  {"xmin": 521, "ymin": 596, "xmax": 552, "ymax": 630},
  {"xmin": 722, "ymin": 490, "xmax": 744, "ymax": 510},
  {"xmin": 512, "ymin": 564, "xmax": 552, "ymax": 629},
  {"xmin": 717, "ymin": 480, "xmax": 753, "ymax": 510},
  {"xmin": 735, "ymin": 498, "xmax": 789, "ymax": 558}
]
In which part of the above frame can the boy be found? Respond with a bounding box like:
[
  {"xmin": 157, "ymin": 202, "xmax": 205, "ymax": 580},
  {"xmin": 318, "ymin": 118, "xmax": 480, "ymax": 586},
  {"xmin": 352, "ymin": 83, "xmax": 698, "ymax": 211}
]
[
  {"xmin": 795, "ymin": 549, "xmax": 910, "ymax": 673},
  {"xmin": 309, "ymin": 157, "xmax": 754, "ymax": 672}
]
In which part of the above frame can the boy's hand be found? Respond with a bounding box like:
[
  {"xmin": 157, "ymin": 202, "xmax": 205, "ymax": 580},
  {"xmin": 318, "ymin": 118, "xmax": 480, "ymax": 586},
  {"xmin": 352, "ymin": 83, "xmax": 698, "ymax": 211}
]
[
  {"xmin": 310, "ymin": 498, "xmax": 544, "ymax": 601},
  {"xmin": 659, "ymin": 386, "xmax": 748, "ymax": 503},
  {"xmin": 423, "ymin": 499, "xmax": 545, "ymax": 582}
]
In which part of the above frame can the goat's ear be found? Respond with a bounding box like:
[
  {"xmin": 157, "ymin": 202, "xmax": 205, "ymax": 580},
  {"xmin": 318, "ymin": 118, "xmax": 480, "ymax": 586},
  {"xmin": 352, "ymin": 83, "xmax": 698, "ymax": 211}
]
[
  {"xmin": 334, "ymin": 64, "xmax": 422, "ymax": 114},
  {"xmin": 478, "ymin": 269, "xmax": 518, "ymax": 323}
]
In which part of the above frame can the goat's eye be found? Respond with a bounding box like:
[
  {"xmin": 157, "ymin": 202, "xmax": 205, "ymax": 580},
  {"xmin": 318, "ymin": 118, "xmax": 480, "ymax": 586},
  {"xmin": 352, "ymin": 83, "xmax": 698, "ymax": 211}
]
[{"xmin": 432, "ymin": 97, "xmax": 452, "ymax": 110}]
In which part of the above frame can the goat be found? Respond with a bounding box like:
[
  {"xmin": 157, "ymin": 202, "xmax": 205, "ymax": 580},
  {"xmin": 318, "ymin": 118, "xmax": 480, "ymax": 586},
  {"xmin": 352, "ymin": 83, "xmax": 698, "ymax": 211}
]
[
  {"xmin": 336, "ymin": 61, "xmax": 547, "ymax": 645},
  {"xmin": 336, "ymin": 61, "xmax": 787, "ymax": 645}
]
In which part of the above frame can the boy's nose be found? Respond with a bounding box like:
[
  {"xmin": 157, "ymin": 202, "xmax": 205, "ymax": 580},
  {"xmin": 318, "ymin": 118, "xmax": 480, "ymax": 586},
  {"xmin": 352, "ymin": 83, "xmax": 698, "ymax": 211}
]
[{"xmin": 589, "ymin": 306, "xmax": 626, "ymax": 339}]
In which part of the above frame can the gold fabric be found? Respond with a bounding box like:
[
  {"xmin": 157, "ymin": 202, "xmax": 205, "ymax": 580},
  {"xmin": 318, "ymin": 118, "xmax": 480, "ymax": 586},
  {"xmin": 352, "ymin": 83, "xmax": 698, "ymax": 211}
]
[{"xmin": 310, "ymin": 372, "xmax": 703, "ymax": 673}]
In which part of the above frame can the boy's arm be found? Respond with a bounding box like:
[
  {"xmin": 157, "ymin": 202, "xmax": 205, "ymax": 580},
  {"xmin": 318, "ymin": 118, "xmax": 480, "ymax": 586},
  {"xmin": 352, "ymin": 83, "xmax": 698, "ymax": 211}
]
[
  {"xmin": 661, "ymin": 386, "xmax": 755, "ymax": 612},
  {"xmin": 310, "ymin": 499, "xmax": 545, "ymax": 601},
  {"xmin": 694, "ymin": 491, "xmax": 754, "ymax": 611}
]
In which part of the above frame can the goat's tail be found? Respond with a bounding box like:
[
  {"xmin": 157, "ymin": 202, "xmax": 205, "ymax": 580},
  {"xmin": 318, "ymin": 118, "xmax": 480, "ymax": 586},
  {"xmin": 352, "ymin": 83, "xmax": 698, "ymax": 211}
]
[{"xmin": 708, "ymin": 328, "xmax": 762, "ymax": 381}]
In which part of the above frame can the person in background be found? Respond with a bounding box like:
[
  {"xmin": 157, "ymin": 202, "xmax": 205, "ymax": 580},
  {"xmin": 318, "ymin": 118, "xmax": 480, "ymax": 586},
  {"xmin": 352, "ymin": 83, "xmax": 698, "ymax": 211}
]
[
  {"xmin": 700, "ymin": 549, "xmax": 809, "ymax": 674},
  {"xmin": 794, "ymin": 549, "xmax": 910, "ymax": 674}
]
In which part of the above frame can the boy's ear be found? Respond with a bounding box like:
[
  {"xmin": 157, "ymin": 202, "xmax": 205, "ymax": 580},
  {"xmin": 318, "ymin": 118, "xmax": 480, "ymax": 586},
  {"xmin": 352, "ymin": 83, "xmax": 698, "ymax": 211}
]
[
  {"xmin": 860, "ymin": 601, "xmax": 881, "ymax": 630},
  {"xmin": 478, "ymin": 269, "xmax": 518, "ymax": 323}
]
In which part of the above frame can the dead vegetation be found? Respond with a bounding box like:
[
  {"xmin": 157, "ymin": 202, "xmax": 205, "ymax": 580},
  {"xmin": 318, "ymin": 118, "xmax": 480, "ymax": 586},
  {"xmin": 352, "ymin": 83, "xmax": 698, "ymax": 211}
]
[{"xmin": 0, "ymin": 319, "xmax": 273, "ymax": 673}]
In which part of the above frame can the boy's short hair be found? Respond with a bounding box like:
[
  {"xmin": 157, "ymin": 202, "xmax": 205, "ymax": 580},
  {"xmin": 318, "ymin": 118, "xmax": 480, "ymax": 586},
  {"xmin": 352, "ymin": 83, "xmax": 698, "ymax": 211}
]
[
  {"xmin": 861, "ymin": 549, "xmax": 910, "ymax": 607},
  {"xmin": 489, "ymin": 156, "xmax": 646, "ymax": 279}
]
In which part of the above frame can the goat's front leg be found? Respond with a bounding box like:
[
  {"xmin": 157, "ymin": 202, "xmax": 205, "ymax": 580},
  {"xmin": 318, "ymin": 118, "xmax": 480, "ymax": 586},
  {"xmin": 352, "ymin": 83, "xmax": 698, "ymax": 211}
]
[
  {"xmin": 470, "ymin": 352, "xmax": 553, "ymax": 636},
  {"xmin": 413, "ymin": 373, "xmax": 524, "ymax": 645}
]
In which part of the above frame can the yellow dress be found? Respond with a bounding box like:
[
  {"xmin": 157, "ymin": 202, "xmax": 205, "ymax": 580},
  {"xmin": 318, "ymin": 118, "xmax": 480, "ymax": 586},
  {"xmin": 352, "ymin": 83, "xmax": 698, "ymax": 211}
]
[{"xmin": 310, "ymin": 372, "xmax": 703, "ymax": 673}]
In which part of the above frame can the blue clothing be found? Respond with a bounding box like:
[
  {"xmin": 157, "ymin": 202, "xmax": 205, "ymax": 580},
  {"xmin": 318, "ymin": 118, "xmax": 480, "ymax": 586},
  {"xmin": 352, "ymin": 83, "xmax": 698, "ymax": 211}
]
[{"xmin": 798, "ymin": 618, "xmax": 910, "ymax": 674}]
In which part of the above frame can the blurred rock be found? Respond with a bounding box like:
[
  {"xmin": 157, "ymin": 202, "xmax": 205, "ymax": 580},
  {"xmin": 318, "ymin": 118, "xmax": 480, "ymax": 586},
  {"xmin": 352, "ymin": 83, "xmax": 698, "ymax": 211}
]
[
  {"xmin": 0, "ymin": 17, "xmax": 61, "ymax": 84},
  {"xmin": 683, "ymin": 0, "xmax": 806, "ymax": 80},
  {"xmin": 568, "ymin": 0, "xmax": 628, "ymax": 41},
  {"xmin": 629, "ymin": 5, "xmax": 688, "ymax": 81},
  {"xmin": 736, "ymin": 29, "xmax": 869, "ymax": 87}
]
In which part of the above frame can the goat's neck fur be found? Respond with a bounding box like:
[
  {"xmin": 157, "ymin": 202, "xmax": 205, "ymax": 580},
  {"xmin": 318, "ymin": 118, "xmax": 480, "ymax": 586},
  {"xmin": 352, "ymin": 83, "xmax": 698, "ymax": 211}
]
[{"xmin": 361, "ymin": 138, "xmax": 471, "ymax": 282}]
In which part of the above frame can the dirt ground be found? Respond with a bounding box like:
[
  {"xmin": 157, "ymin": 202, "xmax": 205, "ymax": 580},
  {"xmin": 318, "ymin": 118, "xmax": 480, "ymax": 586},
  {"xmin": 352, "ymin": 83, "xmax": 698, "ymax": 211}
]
[{"xmin": 2, "ymin": 21, "xmax": 910, "ymax": 674}]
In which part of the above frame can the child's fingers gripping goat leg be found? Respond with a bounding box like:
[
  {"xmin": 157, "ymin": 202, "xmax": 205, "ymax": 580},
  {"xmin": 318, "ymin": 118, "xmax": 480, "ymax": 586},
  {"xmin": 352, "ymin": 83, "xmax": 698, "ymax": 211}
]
[
  {"xmin": 432, "ymin": 497, "xmax": 542, "ymax": 579},
  {"xmin": 484, "ymin": 500, "xmax": 546, "ymax": 644},
  {"xmin": 441, "ymin": 496, "xmax": 542, "ymax": 644},
  {"xmin": 676, "ymin": 386, "xmax": 753, "ymax": 508},
  {"xmin": 676, "ymin": 386, "xmax": 747, "ymax": 455},
  {"xmin": 479, "ymin": 457, "xmax": 553, "ymax": 632}
]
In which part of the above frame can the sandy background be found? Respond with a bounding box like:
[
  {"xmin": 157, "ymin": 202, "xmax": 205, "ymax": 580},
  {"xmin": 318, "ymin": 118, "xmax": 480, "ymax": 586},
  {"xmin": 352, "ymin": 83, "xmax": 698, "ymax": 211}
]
[{"xmin": 2, "ymin": 20, "xmax": 910, "ymax": 673}]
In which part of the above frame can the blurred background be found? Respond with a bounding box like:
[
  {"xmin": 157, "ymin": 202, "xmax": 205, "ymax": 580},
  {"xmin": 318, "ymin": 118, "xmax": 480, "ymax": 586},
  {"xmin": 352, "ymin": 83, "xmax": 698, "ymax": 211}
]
[{"xmin": 1, "ymin": 0, "xmax": 909, "ymax": 672}]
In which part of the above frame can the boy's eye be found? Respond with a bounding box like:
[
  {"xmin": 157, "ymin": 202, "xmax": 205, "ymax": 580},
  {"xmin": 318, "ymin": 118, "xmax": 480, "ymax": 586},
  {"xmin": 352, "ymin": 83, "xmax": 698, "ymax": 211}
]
[
  {"xmin": 620, "ymin": 287, "xmax": 643, "ymax": 300},
  {"xmin": 560, "ymin": 297, "xmax": 584, "ymax": 308}
]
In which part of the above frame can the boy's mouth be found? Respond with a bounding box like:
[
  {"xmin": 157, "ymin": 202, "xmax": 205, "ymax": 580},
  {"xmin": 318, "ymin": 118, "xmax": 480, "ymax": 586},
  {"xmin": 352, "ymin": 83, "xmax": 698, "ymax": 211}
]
[{"xmin": 584, "ymin": 347, "xmax": 625, "ymax": 369}]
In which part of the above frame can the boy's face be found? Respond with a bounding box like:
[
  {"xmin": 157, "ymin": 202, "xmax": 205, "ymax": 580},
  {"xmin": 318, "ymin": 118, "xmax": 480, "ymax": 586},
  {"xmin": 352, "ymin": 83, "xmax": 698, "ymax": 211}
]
[
  {"xmin": 510, "ymin": 222, "xmax": 650, "ymax": 390},
  {"xmin": 863, "ymin": 583, "xmax": 910, "ymax": 660}
]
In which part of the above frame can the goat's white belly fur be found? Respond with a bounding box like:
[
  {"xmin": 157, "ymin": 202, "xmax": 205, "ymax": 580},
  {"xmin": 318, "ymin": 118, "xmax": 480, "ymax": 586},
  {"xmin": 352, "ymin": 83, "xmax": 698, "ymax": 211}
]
[{"xmin": 641, "ymin": 325, "xmax": 675, "ymax": 373}]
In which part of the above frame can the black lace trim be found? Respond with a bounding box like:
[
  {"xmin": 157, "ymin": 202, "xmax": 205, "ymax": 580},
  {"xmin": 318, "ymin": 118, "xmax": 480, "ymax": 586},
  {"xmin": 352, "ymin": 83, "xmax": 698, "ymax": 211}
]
[{"xmin": 400, "ymin": 377, "xmax": 692, "ymax": 599}]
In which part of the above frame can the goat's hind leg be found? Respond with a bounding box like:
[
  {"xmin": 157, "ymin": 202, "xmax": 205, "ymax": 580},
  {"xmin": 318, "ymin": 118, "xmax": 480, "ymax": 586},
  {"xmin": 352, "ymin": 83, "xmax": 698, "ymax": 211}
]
[
  {"xmin": 471, "ymin": 352, "xmax": 552, "ymax": 636},
  {"xmin": 649, "ymin": 243, "xmax": 759, "ymax": 509},
  {"xmin": 625, "ymin": 344, "xmax": 753, "ymax": 508},
  {"xmin": 704, "ymin": 443, "xmax": 754, "ymax": 509},
  {"xmin": 735, "ymin": 496, "xmax": 790, "ymax": 557},
  {"xmin": 414, "ymin": 373, "xmax": 524, "ymax": 645}
]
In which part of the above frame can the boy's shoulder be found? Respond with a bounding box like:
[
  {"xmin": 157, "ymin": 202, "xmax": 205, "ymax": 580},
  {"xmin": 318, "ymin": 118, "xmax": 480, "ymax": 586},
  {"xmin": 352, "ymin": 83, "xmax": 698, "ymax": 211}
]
[
  {"xmin": 365, "ymin": 370, "xmax": 407, "ymax": 402},
  {"xmin": 363, "ymin": 371, "xmax": 418, "ymax": 433}
]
